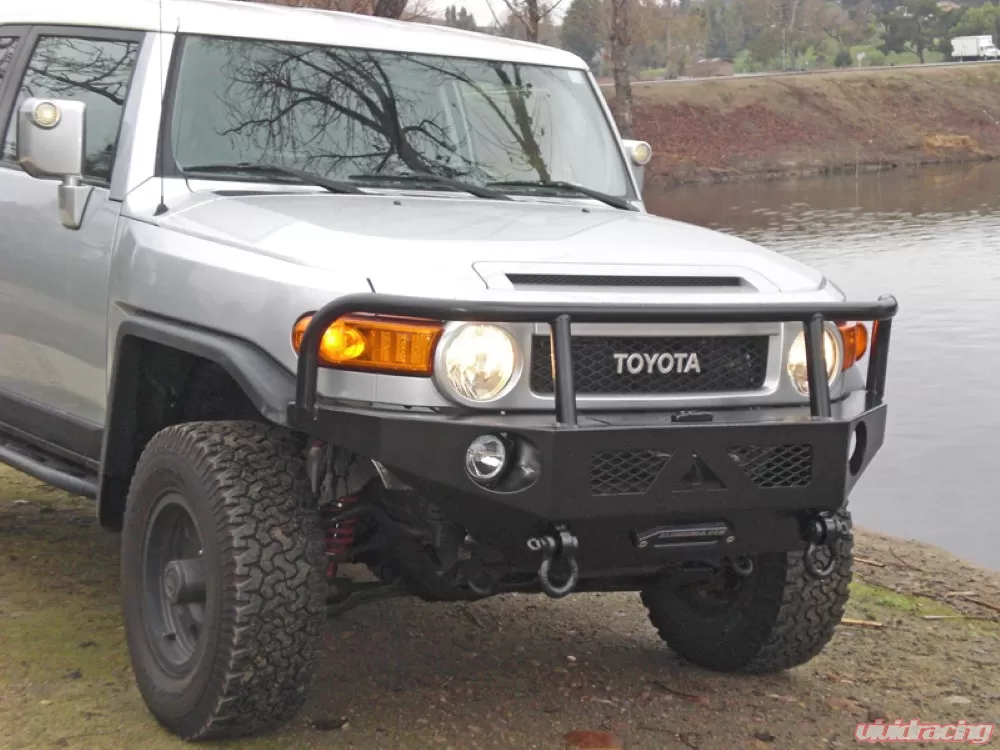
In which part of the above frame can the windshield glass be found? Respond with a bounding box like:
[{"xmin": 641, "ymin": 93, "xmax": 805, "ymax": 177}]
[{"xmin": 167, "ymin": 35, "xmax": 632, "ymax": 197}]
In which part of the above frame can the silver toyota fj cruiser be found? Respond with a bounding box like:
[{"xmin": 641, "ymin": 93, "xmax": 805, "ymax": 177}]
[{"xmin": 0, "ymin": 0, "xmax": 897, "ymax": 741}]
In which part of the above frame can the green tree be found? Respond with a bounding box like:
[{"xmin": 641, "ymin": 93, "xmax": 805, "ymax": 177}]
[
  {"xmin": 745, "ymin": 25, "xmax": 784, "ymax": 67},
  {"xmin": 933, "ymin": 6, "xmax": 963, "ymax": 56},
  {"xmin": 879, "ymin": 0, "xmax": 943, "ymax": 63},
  {"xmin": 660, "ymin": 6, "xmax": 709, "ymax": 76},
  {"xmin": 704, "ymin": 0, "xmax": 745, "ymax": 59},
  {"xmin": 444, "ymin": 4, "xmax": 479, "ymax": 29},
  {"xmin": 951, "ymin": 1, "xmax": 1000, "ymax": 47},
  {"xmin": 560, "ymin": 0, "xmax": 605, "ymax": 64},
  {"xmin": 818, "ymin": 1, "xmax": 869, "ymax": 56}
]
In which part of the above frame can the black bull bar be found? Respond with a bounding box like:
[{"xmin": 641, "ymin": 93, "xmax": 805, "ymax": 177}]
[
  {"xmin": 290, "ymin": 292, "xmax": 899, "ymax": 425},
  {"xmin": 286, "ymin": 293, "xmax": 898, "ymax": 577}
]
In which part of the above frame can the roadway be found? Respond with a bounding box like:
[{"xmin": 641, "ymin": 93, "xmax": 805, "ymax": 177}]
[{"xmin": 595, "ymin": 57, "xmax": 1000, "ymax": 88}]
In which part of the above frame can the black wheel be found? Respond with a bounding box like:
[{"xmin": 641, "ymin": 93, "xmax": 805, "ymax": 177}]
[
  {"xmin": 121, "ymin": 421, "xmax": 327, "ymax": 740},
  {"xmin": 641, "ymin": 511, "xmax": 853, "ymax": 673}
]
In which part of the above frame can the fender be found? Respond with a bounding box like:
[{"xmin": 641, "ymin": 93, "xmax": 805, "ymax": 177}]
[{"xmin": 98, "ymin": 311, "xmax": 296, "ymax": 529}]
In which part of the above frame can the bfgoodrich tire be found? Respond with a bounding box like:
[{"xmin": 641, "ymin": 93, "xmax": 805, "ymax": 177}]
[
  {"xmin": 641, "ymin": 512, "xmax": 853, "ymax": 673},
  {"xmin": 120, "ymin": 421, "xmax": 327, "ymax": 740}
]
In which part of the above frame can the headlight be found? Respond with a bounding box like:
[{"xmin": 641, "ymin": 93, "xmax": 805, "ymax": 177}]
[
  {"xmin": 442, "ymin": 324, "xmax": 518, "ymax": 402},
  {"xmin": 787, "ymin": 326, "xmax": 842, "ymax": 395}
]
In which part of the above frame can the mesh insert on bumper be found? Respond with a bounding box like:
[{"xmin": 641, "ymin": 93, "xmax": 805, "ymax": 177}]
[
  {"xmin": 728, "ymin": 444, "xmax": 813, "ymax": 488},
  {"xmin": 588, "ymin": 444, "xmax": 813, "ymax": 496},
  {"xmin": 589, "ymin": 449, "xmax": 673, "ymax": 495}
]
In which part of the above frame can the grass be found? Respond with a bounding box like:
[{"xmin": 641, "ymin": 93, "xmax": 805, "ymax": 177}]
[
  {"xmin": 0, "ymin": 468, "xmax": 310, "ymax": 749},
  {"xmin": 730, "ymin": 34, "xmax": 947, "ymax": 74},
  {"xmin": 848, "ymin": 581, "xmax": 958, "ymax": 618},
  {"xmin": 2, "ymin": 465, "xmax": 997, "ymax": 748}
]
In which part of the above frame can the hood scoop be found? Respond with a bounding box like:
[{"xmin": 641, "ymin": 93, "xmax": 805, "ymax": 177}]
[{"xmin": 504, "ymin": 273, "xmax": 755, "ymax": 293}]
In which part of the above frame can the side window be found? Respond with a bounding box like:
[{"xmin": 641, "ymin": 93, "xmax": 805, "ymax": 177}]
[
  {"xmin": 0, "ymin": 36, "xmax": 18, "ymax": 83},
  {"xmin": 2, "ymin": 35, "xmax": 140, "ymax": 183}
]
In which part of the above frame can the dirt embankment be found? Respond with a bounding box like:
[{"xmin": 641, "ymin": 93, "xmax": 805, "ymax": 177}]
[
  {"xmin": 606, "ymin": 64, "xmax": 1000, "ymax": 185},
  {"xmin": 3, "ymin": 466, "xmax": 1000, "ymax": 749}
]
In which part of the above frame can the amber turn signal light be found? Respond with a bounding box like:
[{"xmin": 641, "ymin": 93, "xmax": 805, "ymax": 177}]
[
  {"xmin": 837, "ymin": 322, "xmax": 869, "ymax": 371},
  {"xmin": 292, "ymin": 314, "xmax": 443, "ymax": 375}
]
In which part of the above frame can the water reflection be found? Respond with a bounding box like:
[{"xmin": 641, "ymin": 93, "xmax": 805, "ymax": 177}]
[{"xmin": 646, "ymin": 163, "xmax": 1000, "ymax": 570}]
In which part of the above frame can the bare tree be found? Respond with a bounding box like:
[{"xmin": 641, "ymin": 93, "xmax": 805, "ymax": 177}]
[
  {"xmin": 197, "ymin": 38, "xmax": 550, "ymax": 183},
  {"xmin": 2, "ymin": 36, "xmax": 139, "ymax": 177},
  {"xmin": 609, "ymin": 0, "xmax": 633, "ymax": 137},
  {"xmin": 486, "ymin": 0, "xmax": 564, "ymax": 42},
  {"xmin": 372, "ymin": 0, "xmax": 409, "ymax": 17},
  {"xmin": 247, "ymin": 0, "xmax": 432, "ymax": 22}
]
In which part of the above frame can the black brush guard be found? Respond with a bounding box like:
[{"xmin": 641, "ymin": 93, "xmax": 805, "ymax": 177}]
[{"xmin": 287, "ymin": 293, "xmax": 898, "ymax": 573}]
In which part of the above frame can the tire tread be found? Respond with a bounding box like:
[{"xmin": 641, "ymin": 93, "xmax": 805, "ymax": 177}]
[
  {"xmin": 123, "ymin": 421, "xmax": 326, "ymax": 740},
  {"xmin": 641, "ymin": 514, "xmax": 853, "ymax": 674}
]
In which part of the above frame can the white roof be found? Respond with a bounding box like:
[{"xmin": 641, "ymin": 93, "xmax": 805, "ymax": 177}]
[{"xmin": 0, "ymin": 0, "xmax": 586, "ymax": 68}]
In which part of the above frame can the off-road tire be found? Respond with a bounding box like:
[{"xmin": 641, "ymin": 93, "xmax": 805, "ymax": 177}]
[
  {"xmin": 641, "ymin": 511, "xmax": 853, "ymax": 673},
  {"xmin": 121, "ymin": 421, "xmax": 327, "ymax": 740}
]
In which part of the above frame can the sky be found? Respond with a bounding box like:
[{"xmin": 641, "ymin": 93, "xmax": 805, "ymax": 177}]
[
  {"xmin": 441, "ymin": 0, "xmax": 499, "ymax": 22},
  {"xmin": 426, "ymin": 0, "xmax": 567, "ymax": 27}
]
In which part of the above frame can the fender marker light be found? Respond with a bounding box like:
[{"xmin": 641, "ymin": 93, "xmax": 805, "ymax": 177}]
[
  {"xmin": 837, "ymin": 322, "xmax": 869, "ymax": 370},
  {"xmin": 292, "ymin": 314, "xmax": 443, "ymax": 375}
]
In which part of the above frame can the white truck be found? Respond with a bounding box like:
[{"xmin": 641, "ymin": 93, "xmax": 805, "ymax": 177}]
[{"xmin": 951, "ymin": 34, "xmax": 1000, "ymax": 61}]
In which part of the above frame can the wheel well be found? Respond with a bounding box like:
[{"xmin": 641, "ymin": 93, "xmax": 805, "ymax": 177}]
[{"xmin": 98, "ymin": 336, "xmax": 265, "ymax": 530}]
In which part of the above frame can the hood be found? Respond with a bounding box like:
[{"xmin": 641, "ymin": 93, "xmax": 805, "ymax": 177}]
[{"xmin": 159, "ymin": 191, "xmax": 824, "ymax": 295}]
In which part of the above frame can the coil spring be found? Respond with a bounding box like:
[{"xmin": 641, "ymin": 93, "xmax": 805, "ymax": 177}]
[{"xmin": 322, "ymin": 495, "xmax": 359, "ymax": 580}]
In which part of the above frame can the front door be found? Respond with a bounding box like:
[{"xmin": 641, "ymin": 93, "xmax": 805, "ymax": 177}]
[{"xmin": 0, "ymin": 26, "xmax": 143, "ymax": 460}]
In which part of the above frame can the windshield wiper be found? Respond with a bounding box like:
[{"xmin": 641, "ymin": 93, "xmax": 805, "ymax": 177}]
[
  {"xmin": 349, "ymin": 171, "xmax": 512, "ymax": 201},
  {"xmin": 487, "ymin": 180, "xmax": 637, "ymax": 212},
  {"xmin": 181, "ymin": 163, "xmax": 365, "ymax": 195}
]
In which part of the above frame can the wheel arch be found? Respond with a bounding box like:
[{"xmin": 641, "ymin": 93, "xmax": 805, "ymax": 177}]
[{"xmin": 98, "ymin": 313, "xmax": 297, "ymax": 530}]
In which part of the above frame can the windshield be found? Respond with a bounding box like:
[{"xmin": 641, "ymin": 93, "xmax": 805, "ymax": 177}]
[{"xmin": 166, "ymin": 35, "xmax": 633, "ymax": 197}]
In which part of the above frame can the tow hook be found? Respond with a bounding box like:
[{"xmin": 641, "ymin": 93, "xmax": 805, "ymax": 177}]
[
  {"xmin": 804, "ymin": 512, "xmax": 853, "ymax": 580},
  {"xmin": 527, "ymin": 525, "xmax": 580, "ymax": 599}
]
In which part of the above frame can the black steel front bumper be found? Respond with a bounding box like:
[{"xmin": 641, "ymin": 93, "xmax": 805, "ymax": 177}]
[{"xmin": 287, "ymin": 293, "xmax": 897, "ymax": 571}]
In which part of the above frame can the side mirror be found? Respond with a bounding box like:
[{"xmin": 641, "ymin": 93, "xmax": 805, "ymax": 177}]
[
  {"xmin": 17, "ymin": 98, "xmax": 93, "ymax": 230},
  {"xmin": 621, "ymin": 139, "xmax": 652, "ymax": 194}
]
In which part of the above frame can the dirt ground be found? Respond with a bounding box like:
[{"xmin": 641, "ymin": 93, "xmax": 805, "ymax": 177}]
[
  {"xmin": 605, "ymin": 64, "xmax": 1000, "ymax": 186},
  {"xmin": 2, "ymin": 464, "xmax": 999, "ymax": 750}
]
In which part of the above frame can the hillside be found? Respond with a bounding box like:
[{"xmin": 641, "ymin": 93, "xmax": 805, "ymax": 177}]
[{"xmin": 606, "ymin": 63, "xmax": 1000, "ymax": 184}]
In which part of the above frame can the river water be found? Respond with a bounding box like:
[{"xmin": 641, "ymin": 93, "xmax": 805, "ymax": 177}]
[{"xmin": 644, "ymin": 162, "xmax": 1000, "ymax": 571}]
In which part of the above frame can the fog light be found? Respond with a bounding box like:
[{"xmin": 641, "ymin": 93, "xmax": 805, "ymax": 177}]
[{"xmin": 465, "ymin": 434, "xmax": 507, "ymax": 484}]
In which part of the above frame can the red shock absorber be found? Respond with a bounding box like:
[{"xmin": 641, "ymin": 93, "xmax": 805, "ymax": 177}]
[{"xmin": 322, "ymin": 495, "xmax": 359, "ymax": 580}]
